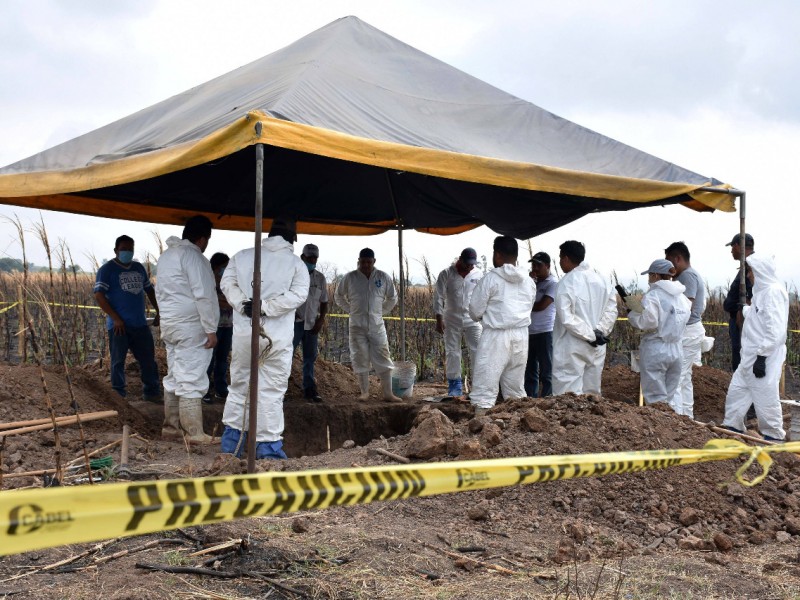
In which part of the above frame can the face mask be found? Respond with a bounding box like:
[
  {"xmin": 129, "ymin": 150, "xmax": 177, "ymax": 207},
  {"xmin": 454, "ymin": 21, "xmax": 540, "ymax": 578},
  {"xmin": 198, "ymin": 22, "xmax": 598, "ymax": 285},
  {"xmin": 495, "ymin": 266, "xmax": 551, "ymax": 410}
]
[
  {"xmin": 118, "ymin": 251, "xmax": 134, "ymax": 264},
  {"xmin": 304, "ymin": 261, "xmax": 316, "ymax": 273},
  {"xmin": 217, "ymin": 267, "xmax": 225, "ymax": 276}
]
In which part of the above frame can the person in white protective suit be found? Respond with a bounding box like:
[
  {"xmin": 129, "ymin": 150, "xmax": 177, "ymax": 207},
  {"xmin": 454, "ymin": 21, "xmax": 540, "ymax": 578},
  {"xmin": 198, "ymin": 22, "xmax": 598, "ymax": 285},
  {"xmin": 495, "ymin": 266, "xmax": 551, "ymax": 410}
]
[
  {"xmin": 722, "ymin": 255, "xmax": 789, "ymax": 441},
  {"xmin": 434, "ymin": 247, "xmax": 483, "ymax": 398},
  {"xmin": 156, "ymin": 215, "xmax": 220, "ymax": 444},
  {"xmin": 552, "ymin": 240, "xmax": 618, "ymax": 396},
  {"xmin": 665, "ymin": 241, "xmax": 707, "ymax": 418},
  {"xmin": 335, "ymin": 248, "xmax": 401, "ymax": 401},
  {"xmin": 627, "ymin": 259, "xmax": 691, "ymax": 410},
  {"xmin": 218, "ymin": 218, "xmax": 309, "ymax": 459},
  {"xmin": 468, "ymin": 236, "xmax": 535, "ymax": 416}
]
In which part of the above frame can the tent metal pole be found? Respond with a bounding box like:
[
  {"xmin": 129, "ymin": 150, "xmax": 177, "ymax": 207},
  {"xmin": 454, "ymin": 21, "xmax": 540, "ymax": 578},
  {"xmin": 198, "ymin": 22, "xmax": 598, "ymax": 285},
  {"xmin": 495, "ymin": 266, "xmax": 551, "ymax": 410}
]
[
  {"xmin": 738, "ymin": 191, "xmax": 747, "ymax": 308},
  {"xmin": 398, "ymin": 227, "xmax": 406, "ymax": 361},
  {"xmin": 697, "ymin": 186, "xmax": 749, "ymax": 309},
  {"xmin": 384, "ymin": 169, "xmax": 406, "ymax": 361},
  {"xmin": 247, "ymin": 138, "xmax": 264, "ymax": 474}
]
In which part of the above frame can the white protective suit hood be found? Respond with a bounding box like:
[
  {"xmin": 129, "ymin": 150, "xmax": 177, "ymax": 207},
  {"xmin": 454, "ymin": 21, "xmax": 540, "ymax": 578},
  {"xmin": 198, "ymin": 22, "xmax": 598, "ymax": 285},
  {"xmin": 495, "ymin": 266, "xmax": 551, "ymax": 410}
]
[
  {"xmin": 468, "ymin": 264, "xmax": 535, "ymax": 330},
  {"xmin": 494, "ymin": 263, "xmax": 527, "ymax": 283},
  {"xmin": 747, "ymin": 255, "xmax": 779, "ymax": 292},
  {"xmin": 156, "ymin": 236, "xmax": 219, "ymax": 334},
  {"xmin": 650, "ymin": 279, "xmax": 686, "ymax": 297}
]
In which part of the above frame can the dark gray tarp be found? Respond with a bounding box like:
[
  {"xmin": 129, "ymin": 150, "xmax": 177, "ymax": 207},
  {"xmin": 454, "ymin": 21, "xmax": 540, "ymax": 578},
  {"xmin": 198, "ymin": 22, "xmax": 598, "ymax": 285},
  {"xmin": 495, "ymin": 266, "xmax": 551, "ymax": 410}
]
[{"xmin": 0, "ymin": 16, "xmax": 734, "ymax": 237}]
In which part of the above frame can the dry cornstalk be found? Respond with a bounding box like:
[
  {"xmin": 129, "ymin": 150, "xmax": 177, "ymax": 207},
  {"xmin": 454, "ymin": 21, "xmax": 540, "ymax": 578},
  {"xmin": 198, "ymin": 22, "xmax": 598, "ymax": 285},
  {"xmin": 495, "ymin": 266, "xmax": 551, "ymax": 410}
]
[
  {"xmin": 0, "ymin": 538, "xmax": 121, "ymax": 583},
  {"xmin": 0, "ymin": 411, "xmax": 117, "ymax": 438},
  {"xmin": 67, "ymin": 435, "xmax": 130, "ymax": 465},
  {"xmin": 701, "ymin": 422, "xmax": 777, "ymax": 446},
  {"xmin": 375, "ymin": 447, "xmax": 411, "ymax": 464},
  {"xmin": 418, "ymin": 540, "xmax": 518, "ymax": 575},
  {"xmin": 87, "ymin": 538, "xmax": 185, "ymax": 567},
  {"xmin": 0, "ymin": 411, "xmax": 118, "ymax": 431},
  {"xmin": 187, "ymin": 538, "xmax": 243, "ymax": 557},
  {"xmin": 26, "ymin": 319, "xmax": 63, "ymax": 483}
]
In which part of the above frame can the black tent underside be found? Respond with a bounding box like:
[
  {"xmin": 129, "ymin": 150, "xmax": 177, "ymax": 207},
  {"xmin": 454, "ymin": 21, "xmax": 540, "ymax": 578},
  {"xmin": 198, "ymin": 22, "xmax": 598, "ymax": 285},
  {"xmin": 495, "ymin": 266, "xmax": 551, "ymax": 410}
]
[{"xmin": 79, "ymin": 145, "xmax": 687, "ymax": 238}]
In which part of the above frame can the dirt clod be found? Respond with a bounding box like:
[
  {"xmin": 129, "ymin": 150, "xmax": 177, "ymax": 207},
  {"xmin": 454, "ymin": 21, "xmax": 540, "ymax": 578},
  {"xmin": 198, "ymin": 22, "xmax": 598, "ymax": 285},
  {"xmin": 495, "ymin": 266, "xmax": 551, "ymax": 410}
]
[
  {"xmin": 405, "ymin": 408, "xmax": 454, "ymax": 459},
  {"xmin": 521, "ymin": 407, "xmax": 549, "ymax": 432},
  {"xmin": 713, "ymin": 532, "xmax": 734, "ymax": 552},
  {"xmin": 467, "ymin": 502, "xmax": 490, "ymax": 521},
  {"xmin": 679, "ymin": 507, "xmax": 701, "ymax": 526},
  {"xmin": 292, "ymin": 516, "xmax": 311, "ymax": 533}
]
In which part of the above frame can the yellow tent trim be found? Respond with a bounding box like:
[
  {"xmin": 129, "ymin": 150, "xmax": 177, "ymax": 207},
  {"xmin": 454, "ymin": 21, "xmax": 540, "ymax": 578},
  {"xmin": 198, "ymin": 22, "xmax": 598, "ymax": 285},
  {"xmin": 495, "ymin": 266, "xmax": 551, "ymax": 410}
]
[
  {"xmin": 0, "ymin": 112, "xmax": 735, "ymax": 225},
  {"xmin": 255, "ymin": 113, "xmax": 734, "ymax": 211}
]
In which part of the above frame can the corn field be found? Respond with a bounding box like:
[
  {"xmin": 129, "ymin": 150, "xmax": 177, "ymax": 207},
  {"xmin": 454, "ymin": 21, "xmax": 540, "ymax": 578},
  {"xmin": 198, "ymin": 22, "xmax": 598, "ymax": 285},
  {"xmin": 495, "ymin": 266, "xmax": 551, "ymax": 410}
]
[
  {"xmin": 3, "ymin": 267, "xmax": 799, "ymax": 384},
  {"xmin": 1, "ymin": 212, "xmax": 798, "ymax": 379}
]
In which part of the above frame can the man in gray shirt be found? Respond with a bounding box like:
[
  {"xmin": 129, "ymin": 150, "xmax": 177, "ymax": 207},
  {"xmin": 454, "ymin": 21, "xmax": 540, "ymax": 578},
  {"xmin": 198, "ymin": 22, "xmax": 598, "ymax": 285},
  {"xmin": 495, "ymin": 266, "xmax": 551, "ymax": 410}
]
[
  {"xmin": 665, "ymin": 241, "xmax": 706, "ymax": 419},
  {"xmin": 524, "ymin": 252, "xmax": 557, "ymax": 397}
]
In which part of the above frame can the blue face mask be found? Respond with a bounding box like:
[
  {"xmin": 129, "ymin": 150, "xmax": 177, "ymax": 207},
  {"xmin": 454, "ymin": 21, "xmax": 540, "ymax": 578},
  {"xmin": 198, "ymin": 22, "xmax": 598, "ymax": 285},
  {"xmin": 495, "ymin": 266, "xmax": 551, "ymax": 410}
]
[
  {"xmin": 217, "ymin": 267, "xmax": 225, "ymax": 276},
  {"xmin": 118, "ymin": 250, "xmax": 134, "ymax": 264},
  {"xmin": 304, "ymin": 261, "xmax": 316, "ymax": 273}
]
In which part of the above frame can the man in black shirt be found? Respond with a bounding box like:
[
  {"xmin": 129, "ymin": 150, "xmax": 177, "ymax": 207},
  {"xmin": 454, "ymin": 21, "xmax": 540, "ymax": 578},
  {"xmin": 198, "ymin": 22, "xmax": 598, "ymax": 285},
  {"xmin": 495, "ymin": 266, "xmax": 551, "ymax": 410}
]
[{"xmin": 723, "ymin": 233, "xmax": 754, "ymax": 371}]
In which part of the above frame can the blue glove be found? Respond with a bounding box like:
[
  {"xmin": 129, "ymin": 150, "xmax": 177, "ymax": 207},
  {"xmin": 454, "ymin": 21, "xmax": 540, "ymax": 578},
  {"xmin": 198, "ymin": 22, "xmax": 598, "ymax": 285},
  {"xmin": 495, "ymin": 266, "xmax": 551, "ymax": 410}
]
[{"xmin": 753, "ymin": 355, "xmax": 767, "ymax": 378}]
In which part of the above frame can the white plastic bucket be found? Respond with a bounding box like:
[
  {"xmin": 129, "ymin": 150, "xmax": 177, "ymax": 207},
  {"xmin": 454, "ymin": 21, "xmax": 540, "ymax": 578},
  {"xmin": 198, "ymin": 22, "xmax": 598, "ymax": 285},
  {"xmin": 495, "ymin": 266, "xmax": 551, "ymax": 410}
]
[{"xmin": 391, "ymin": 361, "xmax": 417, "ymax": 398}]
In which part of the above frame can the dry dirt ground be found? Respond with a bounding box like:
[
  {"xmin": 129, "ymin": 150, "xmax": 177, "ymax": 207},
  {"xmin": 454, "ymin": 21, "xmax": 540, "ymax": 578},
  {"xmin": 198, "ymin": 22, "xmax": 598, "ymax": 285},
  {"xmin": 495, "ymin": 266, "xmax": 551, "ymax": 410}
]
[{"xmin": 1, "ymin": 357, "xmax": 800, "ymax": 599}]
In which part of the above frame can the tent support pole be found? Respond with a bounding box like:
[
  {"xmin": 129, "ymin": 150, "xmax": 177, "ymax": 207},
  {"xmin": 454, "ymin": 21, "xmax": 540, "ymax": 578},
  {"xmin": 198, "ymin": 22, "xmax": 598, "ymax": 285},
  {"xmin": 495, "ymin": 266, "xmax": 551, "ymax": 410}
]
[
  {"xmin": 698, "ymin": 186, "xmax": 748, "ymax": 306},
  {"xmin": 384, "ymin": 169, "xmax": 406, "ymax": 362},
  {"xmin": 738, "ymin": 191, "xmax": 747, "ymax": 307},
  {"xmin": 247, "ymin": 138, "xmax": 264, "ymax": 474},
  {"xmin": 398, "ymin": 227, "xmax": 406, "ymax": 361}
]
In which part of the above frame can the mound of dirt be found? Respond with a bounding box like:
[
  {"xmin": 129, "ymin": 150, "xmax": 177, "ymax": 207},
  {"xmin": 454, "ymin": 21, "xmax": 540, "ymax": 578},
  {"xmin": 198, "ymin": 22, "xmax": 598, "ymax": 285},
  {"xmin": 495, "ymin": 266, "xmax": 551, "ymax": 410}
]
[
  {"xmin": 602, "ymin": 363, "xmax": 732, "ymax": 423},
  {"xmin": 3, "ymin": 358, "xmax": 800, "ymax": 598}
]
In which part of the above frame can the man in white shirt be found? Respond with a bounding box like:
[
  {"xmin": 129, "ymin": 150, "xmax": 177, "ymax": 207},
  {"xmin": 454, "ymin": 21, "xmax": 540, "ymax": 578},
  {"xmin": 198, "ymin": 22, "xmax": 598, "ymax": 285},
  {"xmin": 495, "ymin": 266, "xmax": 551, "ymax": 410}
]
[
  {"xmin": 552, "ymin": 240, "xmax": 618, "ymax": 396},
  {"xmin": 293, "ymin": 243, "xmax": 329, "ymax": 402},
  {"xmin": 156, "ymin": 215, "xmax": 219, "ymax": 444},
  {"xmin": 433, "ymin": 247, "xmax": 483, "ymax": 398},
  {"xmin": 468, "ymin": 236, "xmax": 535, "ymax": 416},
  {"xmin": 335, "ymin": 248, "xmax": 400, "ymax": 402}
]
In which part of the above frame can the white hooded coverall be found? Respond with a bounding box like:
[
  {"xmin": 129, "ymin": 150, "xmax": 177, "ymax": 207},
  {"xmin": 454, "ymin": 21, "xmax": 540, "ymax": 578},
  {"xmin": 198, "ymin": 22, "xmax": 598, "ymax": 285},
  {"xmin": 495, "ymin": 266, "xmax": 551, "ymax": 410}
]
[
  {"xmin": 628, "ymin": 281, "xmax": 691, "ymax": 410},
  {"xmin": 552, "ymin": 263, "xmax": 618, "ymax": 396},
  {"xmin": 155, "ymin": 237, "xmax": 219, "ymax": 398},
  {"xmin": 335, "ymin": 269, "xmax": 398, "ymax": 375},
  {"xmin": 434, "ymin": 265, "xmax": 483, "ymax": 380},
  {"xmin": 468, "ymin": 264, "xmax": 535, "ymax": 408},
  {"xmin": 723, "ymin": 255, "xmax": 788, "ymax": 440},
  {"xmin": 220, "ymin": 237, "xmax": 309, "ymax": 442}
]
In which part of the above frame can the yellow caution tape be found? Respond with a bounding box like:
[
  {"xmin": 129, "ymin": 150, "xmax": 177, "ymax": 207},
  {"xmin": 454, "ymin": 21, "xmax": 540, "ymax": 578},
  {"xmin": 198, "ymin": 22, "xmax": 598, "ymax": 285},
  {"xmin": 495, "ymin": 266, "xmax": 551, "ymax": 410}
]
[
  {"xmin": 0, "ymin": 302, "xmax": 18, "ymax": 315},
  {"xmin": 0, "ymin": 439, "xmax": 795, "ymax": 557},
  {"xmin": 0, "ymin": 300, "xmax": 156, "ymax": 313},
  {"xmin": 327, "ymin": 312, "xmax": 436, "ymax": 323},
  {"xmin": 1, "ymin": 302, "xmax": 797, "ymax": 331}
]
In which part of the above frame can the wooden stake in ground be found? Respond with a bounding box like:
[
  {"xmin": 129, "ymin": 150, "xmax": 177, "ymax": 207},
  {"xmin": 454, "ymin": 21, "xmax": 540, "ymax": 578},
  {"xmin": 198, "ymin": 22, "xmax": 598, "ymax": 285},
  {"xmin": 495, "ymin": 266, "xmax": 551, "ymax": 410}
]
[{"xmin": 118, "ymin": 424, "xmax": 131, "ymax": 479}]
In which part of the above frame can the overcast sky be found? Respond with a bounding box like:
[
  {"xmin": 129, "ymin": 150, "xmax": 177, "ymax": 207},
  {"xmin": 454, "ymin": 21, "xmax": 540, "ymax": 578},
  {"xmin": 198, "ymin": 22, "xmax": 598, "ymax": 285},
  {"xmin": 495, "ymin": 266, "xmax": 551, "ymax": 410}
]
[{"xmin": 1, "ymin": 0, "xmax": 798, "ymax": 291}]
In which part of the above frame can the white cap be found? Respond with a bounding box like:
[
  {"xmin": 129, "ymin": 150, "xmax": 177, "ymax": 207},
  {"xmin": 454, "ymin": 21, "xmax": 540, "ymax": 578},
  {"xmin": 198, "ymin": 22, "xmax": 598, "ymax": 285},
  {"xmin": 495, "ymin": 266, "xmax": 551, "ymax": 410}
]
[{"xmin": 302, "ymin": 243, "xmax": 319, "ymax": 258}]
